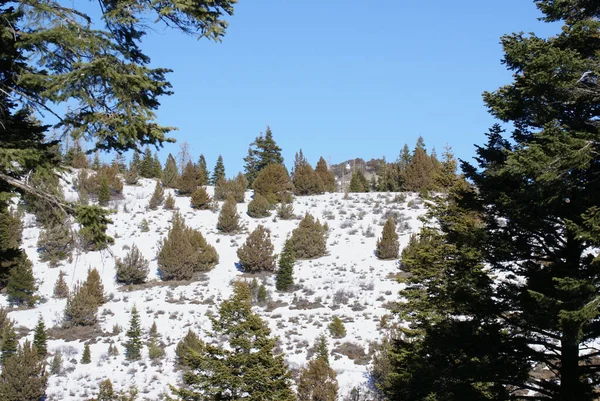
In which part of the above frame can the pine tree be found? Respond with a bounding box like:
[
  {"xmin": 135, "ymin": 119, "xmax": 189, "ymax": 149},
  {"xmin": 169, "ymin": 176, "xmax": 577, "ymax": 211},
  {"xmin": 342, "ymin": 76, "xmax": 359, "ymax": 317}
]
[
  {"xmin": 162, "ymin": 153, "xmax": 179, "ymax": 188},
  {"xmin": 125, "ymin": 306, "xmax": 142, "ymax": 361},
  {"xmin": 164, "ymin": 192, "xmax": 176, "ymax": 210},
  {"xmin": 140, "ymin": 147, "xmax": 155, "ymax": 178},
  {"xmin": 81, "ymin": 343, "xmax": 91, "ymax": 364},
  {"xmin": 290, "ymin": 213, "xmax": 328, "ymax": 259},
  {"xmin": 217, "ymin": 195, "xmax": 241, "ymax": 233},
  {"xmin": 190, "ymin": 186, "xmax": 212, "ymax": 210},
  {"xmin": 124, "ymin": 160, "xmax": 140, "ymax": 185},
  {"xmin": 152, "ymin": 152, "xmax": 162, "ymax": 179},
  {"xmin": 50, "ymin": 351, "xmax": 63, "ymax": 375},
  {"xmin": 6, "ymin": 256, "xmax": 37, "ymax": 307},
  {"xmin": 276, "ymin": 238, "xmax": 295, "ymax": 291},
  {"xmin": 97, "ymin": 175, "xmax": 110, "ymax": 206},
  {"xmin": 115, "ymin": 244, "xmax": 149, "ymax": 285},
  {"xmin": 53, "ymin": 271, "xmax": 69, "ymax": 298},
  {"xmin": 1, "ymin": 323, "xmax": 17, "ymax": 365},
  {"xmin": 297, "ymin": 358, "xmax": 338, "ymax": 401},
  {"xmin": 315, "ymin": 334, "xmax": 329, "ymax": 366},
  {"xmin": 63, "ymin": 282, "xmax": 98, "ymax": 327},
  {"xmin": 37, "ymin": 222, "xmax": 73, "ymax": 267},
  {"xmin": 0, "ymin": 341, "xmax": 47, "ymax": 401},
  {"xmin": 243, "ymin": 126, "xmax": 285, "ymax": 185},
  {"xmin": 348, "ymin": 169, "xmax": 368, "ymax": 192},
  {"xmin": 177, "ymin": 161, "xmax": 201, "ymax": 195},
  {"xmin": 211, "ymin": 155, "xmax": 226, "ymax": 185},
  {"xmin": 252, "ymin": 163, "xmax": 293, "ymax": 204},
  {"xmin": 403, "ymin": 136, "xmax": 436, "ymax": 192},
  {"xmin": 170, "ymin": 281, "xmax": 295, "ymax": 400},
  {"xmin": 328, "ymin": 316, "xmax": 346, "ymax": 339},
  {"xmin": 148, "ymin": 320, "xmax": 165, "ymax": 360},
  {"xmin": 197, "ymin": 155, "xmax": 210, "ymax": 186},
  {"xmin": 92, "ymin": 152, "xmax": 101, "ymax": 170},
  {"xmin": 236, "ymin": 225, "xmax": 277, "ymax": 273},
  {"xmin": 33, "ymin": 316, "xmax": 47, "ymax": 357},
  {"xmin": 83, "ymin": 268, "xmax": 104, "ymax": 306},
  {"xmin": 175, "ymin": 329, "xmax": 204, "ymax": 367},
  {"xmin": 148, "ymin": 180, "xmax": 165, "ymax": 210},
  {"xmin": 292, "ymin": 150, "xmax": 324, "ymax": 196},
  {"xmin": 214, "ymin": 173, "xmax": 247, "ymax": 202},
  {"xmin": 0, "ymin": 206, "xmax": 24, "ymax": 287},
  {"xmin": 375, "ymin": 218, "xmax": 399, "ymax": 260},
  {"xmin": 435, "ymin": 144, "xmax": 458, "ymax": 191},
  {"xmin": 131, "ymin": 152, "xmax": 142, "ymax": 174},
  {"xmin": 315, "ymin": 157, "xmax": 336, "ymax": 192},
  {"xmin": 76, "ymin": 205, "xmax": 115, "ymax": 251},
  {"xmin": 113, "ymin": 152, "xmax": 127, "ymax": 173},
  {"xmin": 247, "ymin": 193, "xmax": 271, "ymax": 218}
]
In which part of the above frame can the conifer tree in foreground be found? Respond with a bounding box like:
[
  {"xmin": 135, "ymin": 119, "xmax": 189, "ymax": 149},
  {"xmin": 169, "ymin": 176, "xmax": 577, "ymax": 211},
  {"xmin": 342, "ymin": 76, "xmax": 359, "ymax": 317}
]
[
  {"xmin": 237, "ymin": 225, "xmax": 277, "ymax": 273},
  {"xmin": 297, "ymin": 335, "xmax": 338, "ymax": 401},
  {"xmin": 211, "ymin": 155, "xmax": 226, "ymax": 185},
  {"xmin": 276, "ymin": 238, "xmax": 295, "ymax": 291},
  {"xmin": 1, "ymin": 323, "xmax": 17, "ymax": 365},
  {"xmin": 375, "ymin": 217, "xmax": 399, "ymax": 260},
  {"xmin": 217, "ymin": 195, "xmax": 241, "ymax": 233},
  {"xmin": 6, "ymin": 256, "xmax": 37, "ymax": 307},
  {"xmin": 125, "ymin": 306, "xmax": 142, "ymax": 361},
  {"xmin": 170, "ymin": 281, "xmax": 295, "ymax": 400},
  {"xmin": 175, "ymin": 329, "xmax": 204, "ymax": 367},
  {"xmin": 0, "ymin": 341, "xmax": 47, "ymax": 401}
]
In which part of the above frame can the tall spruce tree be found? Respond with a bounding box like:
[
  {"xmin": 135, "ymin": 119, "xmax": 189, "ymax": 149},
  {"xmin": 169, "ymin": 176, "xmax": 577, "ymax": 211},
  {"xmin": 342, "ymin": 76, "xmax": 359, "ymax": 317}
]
[
  {"xmin": 276, "ymin": 238, "xmax": 295, "ymax": 291},
  {"xmin": 211, "ymin": 155, "xmax": 226, "ymax": 185},
  {"xmin": 125, "ymin": 306, "xmax": 142, "ymax": 361},
  {"xmin": 162, "ymin": 153, "xmax": 179, "ymax": 188},
  {"xmin": 170, "ymin": 281, "xmax": 295, "ymax": 400},
  {"xmin": 0, "ymin": 341, "xmax": 47, "ymax": 401},
  {"xmin": 375, "ymin": 218, "xmax": 399, "ymax": 260},
  {"xmin": 139, "ymin": 147, "xmax": 155, "ymax": 178},
  {"xmin": 315, "ymin": 157, "xmax": 336, "ymax": 192},
  {"xmin": 197, "ymin": 154, "xmax": 210, "ymax": 186},
  {"xmin": 33, "ymin": 315, "xmax": 47, "ymax": 357},
  {"xmin": 243, "ymin": 126, "xmax": 284, "ymax": 185}
]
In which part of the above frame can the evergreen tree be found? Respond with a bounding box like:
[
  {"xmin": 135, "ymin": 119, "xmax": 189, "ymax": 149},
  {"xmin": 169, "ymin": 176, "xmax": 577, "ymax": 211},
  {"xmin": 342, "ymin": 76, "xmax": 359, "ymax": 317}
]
[
  {"xmin": 53, "ymin": 271, "xmax": 69, "ymax": 299},
  {"xmin": 76, "ymin": 205, "xmax": 115, "ymax": 251},
  {"xmin": 328, "ymin": 316, "xmax": 346, "ymax": 339},
  {"xmin": 217, "ymin": 195, "xmax": 241, "ymax": 233},
  {"xmin": 252, "ymin": 163, "xmax": 293, "ymax": 204},
  {"xmin": 348, "ymin": 169, "xmax": 368, "ymax": 192},
  {"xmin": 164, "ymin": 192, "xmax": 176, "ymax": 210},
  {"xmin": 290, "ymin": 213, "xmax": 328, "ymax": 259},
  {"xmin": 314, "ymin": 334, "xmax": 329, "ymax": 366},
  {"xmin": 124, "ymin": 160, "xmax": 140, "ymax": 185},
  {"xmin": 148, "ymin": 181, "xmax": 165, "ymax": 210},
  {"xmin": 113, "ymin": 152, "xmax": 127, "ymax": 174},
  {"xmin": 148, "ymin": 321, "xmax": 165, "ymax": 360},
  {"xmin": 435, "ymin": 144, "xmax": 459, "ymax": 191},
  {"xmin": 247, "ymin": 193, "xmax": 271, "ymax": 218},
  {"xmin": 140, "ymin": 147, "xmax": 155, "ymax": 178},
  {"xmin": 197, "ymin": 155, "xmax": 210, "ymax": 186},
  {"xmin": 292, "ymin": 150, "xmax": 324, "ymax": 196},
  {"xmin": 115, "ymin": 245, "xmax": 149, "ymax": 285},
  {"xmin": 81, "ymin": 343, "xmax": 91, "ymax": 364},
  {"xmin": 315, "ymin": 157, "xmax": 336, "ymax": 192},
  {"xmin": 297, "ymin": 358, "xmax": 338, "ymax": 401},
  {"xmin": 1, "ymin": 323, "xmax": 17, "ymax": 365},
  {"xmin": 375, "ymin": 218, "xmax": 399, "ymax": 260},
  {"xmin": 175, "ymin": 329, "xmax": 204, "ymax": 367},
  {"xmin": 6, "ymin": 256, "xmax": 37, "ymax": 307},
  {"xmin": 63, "ymin": 282, "xmax": 98, "ymax": 327},
  {"xmin": 211, "ymin": 155, "xmax": 226, "ymax": 185},
  {"xmin": 125, "ymin": 306, "xmax": 142, "ymax": 361},
  {"xmin": 97, "ymin": 175, "xmax": 110, "ymax": 206},
  {"xmin": 92, "ymin": 152, "xmax": 102, "ymax": 170},
  {"xmin": 152, "ymin": 152, "xmax": 162, "ymax": 179},
  {"xmin": 177, "ymin": 161, "xmax": 201, "ymax": 196},
  {"xmin": 214, "ymin": 173, "xmax": 247, "ymax": 202},
  {"xmin": 236, "ymin": 225, "xmax": 277, "ymax": 273},
  {"xmin": 130, "ymin": 152, "xmax": 142, "ymax": 174},
  {"xmin": 83, "ymin": 268, "xmax": 105, "ymax": 306},
  {"xmin": 276, "ymin": 238, "xmax": 295, "ymax": 291},
  {"xmin": 37, "ymin": 222, "xmax": 74, "ymax": 267},
  {"xmin": 0, "ymin": 207, "xmax": 24, "ymax": 287},
  {"xmin": 162, "ymin": 153, "xmax": 179, "ymax": 188},
  {"xmin": 0, "ymin": 341, "xmax": 47, "ymax": 401},
  {"xmin": 403, "ymin": 136, "xmax": 436, "ymax": 192},
  {"xmin": 243, "ymin": 126, "xmax": 285, "ymax": 185},
  {"xmin": 33, "ymin": 315, "xmax": 47, "ymax": 357},
  {"xmin": 190, "ymin": 186, "xmax": 212, "ymax": 210},
  {"xmin": 170, "ymin": 281, "xmax": 295, "ymax": 400}
]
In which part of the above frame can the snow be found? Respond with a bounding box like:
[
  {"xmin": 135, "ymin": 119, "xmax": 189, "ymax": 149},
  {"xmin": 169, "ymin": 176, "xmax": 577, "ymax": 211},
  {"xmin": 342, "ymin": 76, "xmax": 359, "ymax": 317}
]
[{"xmin": 8, "ymin": 175, "xmax": 427, "ymax": 400}]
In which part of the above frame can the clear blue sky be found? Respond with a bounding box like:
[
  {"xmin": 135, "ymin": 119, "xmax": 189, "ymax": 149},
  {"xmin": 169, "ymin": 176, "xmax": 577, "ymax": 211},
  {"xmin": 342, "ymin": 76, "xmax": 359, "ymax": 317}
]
[{"xmin": 108, "ymin": 1, "xmax": 559, "ymax": 176}]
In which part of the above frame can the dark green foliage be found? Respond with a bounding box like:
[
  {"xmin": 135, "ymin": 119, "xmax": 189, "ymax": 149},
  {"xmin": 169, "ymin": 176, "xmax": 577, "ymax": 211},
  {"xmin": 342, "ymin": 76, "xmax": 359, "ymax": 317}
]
[
  {"xmin": 315, "ymin": 334, "xmax": 329, "ymax": 366},
  {"xmin": 124, "ymin": 162, "xmax": 140, "ymax": 185},
  {"xmin": 152, "ymin": 152, "xmax": 162, "ymax": 179},
  {"xmin": 162, "ymin": 154, "xmax": 179, "ymax": 188},
  {"xmin": 76, "ymin": 205, "xmax": 115, "ymax": 251},
  {"xmin": 257, "ymin": 284, "xmax": 267, "ymax": 303},
  {"xmin": 84, "ymin": 268, "xmax": 105, "ymax": 306},
  {"xmin": 297, "ymin": 358, "xmax": 338, "ymax": 401},
  {"xmin": 177, "ymin": 161, "xmax": 201, "ymax": 196},
  {"xmin": 348, "ymin": 169, "xmax": 369, "ymax": 192},
  {"xmin": 375, "ymin": 218, "xmax": 399, "ymax": 260},
  {"xmin": 0, "ymin": 206, "xmax": 24, "ymax": 287},
  {"xmin": 247, "ymin": 193, "xmax": 271, "ymax": 218},
  {"xmin": 140, "ymin": 148, "xmax": 156, "ymax": 178},
  {"xmin": 6, "ymin": 256, "xmax": 37, "ymax": 307},
  {"xmin": 292, "ymin": 150, "xmax": 324, "ymax": 196},
  {"xmin": 37, "ymin": 222, "xmax": 73, "ymax": 267},
  {"xmin": 197, "ymin": 155, "xmax": 210, "ymax": 186},
  {"xmin": 276, "ymin": 239, "xmax": 295, "ymax": 291},
  {"xmin": 211, "ymin": 155, "xmax": 226, "ymax": 185},
  {"xmin": 0, "ymin": 341, "xmax": 47, "ymax": 401},
  {"xmin": 315, "ymin": 157, "xmax": 336, "ymax": 192},
  {"xmin": 81, "ymin": 344, "xmax": 91, "ymax": 364},
  {"xmin": 115, "ymin": 245, "xmax": 149, "ymax": 285},
  {"xmin": 33, "ymin": 316, "xmax": 47, "ymax": 357},
  {"xmin": 53, "ymin": 271, "xmax": 69, "ymax": 298},
  {"xmin": 175, "ymin": 329, "xmax": 204, "ymax": 367},
  {"xmin": 290, "ymin": 213, "xmax": 328, "ymax": 259},
  {"xmin": 217, "ymin": 195, "xmax": 241, "ymax": 233},
  {"xmin": 170, "ymin": 281, "xmax": 295, "ymax": 401},
  {"xmin": 23, "ymin": 172, "xmax": 66, "ymax": 228},
  {"xmin": 1, "ymin": 323, "xmax": 17, "ymax": 365},
  {"xmin": 236, "ymin": 225, "xmax": 276, "ymax": 273},
  {"xmin": 190, "ymin": 186, "xmax": 211, "ymax": 210},
  {"xmin": 147, "ymin": 321, "xmax": 164, "ymax": 360},
  {"xmin": 252, "ymin": 164, "xmax": 293, "ymax": 204},
  {"xmin": 243, "ymin": 126, "xmax": 285, "ymax": 185},
  {"xmin": 158, "ymin": 212, "xmax": 218, "ymax": 280},
  {"xmin": 328, "ymin": 316, "xmax": 346, "ymax": 339},
  {"xmin": 125, "ymin": 306, "xmax": 142, "ymax": 361},
  {"xmin": 148, "ymin": 181, "xmax": 164, "ymax": 210},
  {"xmin": 63, "ymin": 282, "xmax": 98, "ymax": 327},
  {"xmin": 402, "ymin": 137, "xmax": 439, "ymax": 192},
  {"xmin": 97, "ymin": 175, "xmax": 110, "ymax": 206},
  {"xmin": 214, "ymin": 173, "xmax": 247, "ymax": 202},
  {"xmin": 65, "ymin": 143, "xmax": 88, "ymax": 169}
]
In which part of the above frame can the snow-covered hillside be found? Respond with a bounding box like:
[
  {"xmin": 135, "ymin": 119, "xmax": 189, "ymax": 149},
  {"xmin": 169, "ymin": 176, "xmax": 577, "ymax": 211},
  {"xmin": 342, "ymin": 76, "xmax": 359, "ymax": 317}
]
[{"xmin": 7, "ymin": 176, "xmax": 427, "ymax": 400}]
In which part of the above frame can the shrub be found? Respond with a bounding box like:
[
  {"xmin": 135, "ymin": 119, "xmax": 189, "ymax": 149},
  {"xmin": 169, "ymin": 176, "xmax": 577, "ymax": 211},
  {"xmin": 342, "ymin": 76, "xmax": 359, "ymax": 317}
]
[
  {"xmin": 375, "ymin": 217, "xmax": 399, "ymax": 259},
  {"xmin": 115, "ymin": 245, "xmax": 149, "ymax": 284},
  {"xmin": 164, "ymin": 193, "xmax": 176, "ymax": 210},
  {"xmin": 247, "ymin": 193, "xmax": 271, "ymax": 218},
  {"xmin": 63, "ymin": 282, "xmax": 98, "ymax": 327},
  {"xmin": 289, "ymin": 213, "xmax": 328, "ymax": 259},
  {"xmin": 237, "ymin": 225, "xmax": 276, "ymax": 273},
  {"xmin": 53, "ymin": 271, "xmax": 69, "ymax": 298},
  {"xmin": 37, "ymin": 222, "xmax": 73, "ymax": 267},
  {"xmin": 252, "ymin": 164, "xmax": 293, "ymax": 204},
  {"xmin": 148, "ymin": 181, "xmax": 164, "ymax": 210},
  {"xmin": 217, "ymin": 195, "xmax": 241, "ymax": 233},
  {"xmin": 157, "ymin": 212, "xmax": 218, "ymax": 280},
  {"xmin": 190, "ymin": 186, "xmax": 212, "ymax": 209},
  {"xmin": 293, "ymin": 164, "xmax": 324, "ymax": 196},
  {"xmin": 328, "ymin": 316, "xmax": 346, "ymax": 339},
  {"xmin": 276, "ymin": 201, "xmax": 295, "ymax": 220}
]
